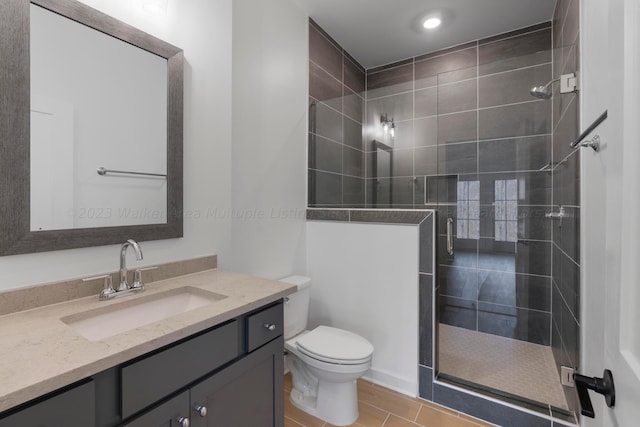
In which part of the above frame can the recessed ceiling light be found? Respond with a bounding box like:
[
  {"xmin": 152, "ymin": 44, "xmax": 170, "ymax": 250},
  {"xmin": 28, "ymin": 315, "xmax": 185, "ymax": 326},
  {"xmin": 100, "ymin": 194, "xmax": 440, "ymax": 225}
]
[{"xmin": 423, "ymin": 17, "xmax": 442, "ymax": 29}]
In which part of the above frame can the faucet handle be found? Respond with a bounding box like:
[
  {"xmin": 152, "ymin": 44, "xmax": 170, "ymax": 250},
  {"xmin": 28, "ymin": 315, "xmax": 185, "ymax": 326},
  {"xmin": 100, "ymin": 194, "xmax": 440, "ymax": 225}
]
[
  {"xmin": 83, "ymin": 274, "xmax": 116, "ymax": 300},
  {"xmin": 132, "ymin": 266, "xmax": 157, "ymax": 289}
]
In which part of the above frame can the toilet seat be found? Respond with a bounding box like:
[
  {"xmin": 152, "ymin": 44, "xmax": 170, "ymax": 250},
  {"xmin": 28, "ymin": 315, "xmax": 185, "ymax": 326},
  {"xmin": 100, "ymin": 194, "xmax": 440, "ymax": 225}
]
[{"xmin": 296, "ymin": 326, "xmax": 373, "ymax": 365}]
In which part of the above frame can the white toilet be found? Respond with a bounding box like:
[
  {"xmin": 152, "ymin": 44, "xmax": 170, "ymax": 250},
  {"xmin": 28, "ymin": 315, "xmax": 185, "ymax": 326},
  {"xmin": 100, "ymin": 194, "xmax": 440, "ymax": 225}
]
[{"xmin": 280, "ymin": 275, "xmax": 374, "ymax": 426}]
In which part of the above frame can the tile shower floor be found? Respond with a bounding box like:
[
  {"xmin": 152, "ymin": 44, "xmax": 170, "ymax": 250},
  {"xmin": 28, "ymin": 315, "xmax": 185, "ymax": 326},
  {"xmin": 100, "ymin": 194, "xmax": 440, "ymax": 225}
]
[
  {"xmin": 284, "ymin": 373, "xmax": 493, "ymax": 427},
  {"xmin": 439, "ymin": 324, "xmax": 568, "ymax": 410}
]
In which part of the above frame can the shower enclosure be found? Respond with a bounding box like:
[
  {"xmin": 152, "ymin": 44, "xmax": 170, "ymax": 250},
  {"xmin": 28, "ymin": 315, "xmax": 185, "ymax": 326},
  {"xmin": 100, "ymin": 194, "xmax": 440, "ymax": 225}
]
[
  {"xmin": 362, "ymin": 32, "xmax": 578, "ymax": 417},
  {"xmin": 307, "ymin": 17, "xmax": 580, "ymax": 422}
]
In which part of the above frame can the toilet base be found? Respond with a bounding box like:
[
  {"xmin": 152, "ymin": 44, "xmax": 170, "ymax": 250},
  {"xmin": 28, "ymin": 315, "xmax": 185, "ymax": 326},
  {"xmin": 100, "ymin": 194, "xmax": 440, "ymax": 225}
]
[{"xmin": 289, "ymin": 379, "xmax": 359, "ymax": 426}]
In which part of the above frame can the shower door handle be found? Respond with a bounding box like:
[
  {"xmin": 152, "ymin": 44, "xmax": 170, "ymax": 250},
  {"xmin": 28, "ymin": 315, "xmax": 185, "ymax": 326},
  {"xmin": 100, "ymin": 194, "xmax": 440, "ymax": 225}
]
[{"xmin": 446, "ymin": 218, "xmax": 454, "ymax": 255}]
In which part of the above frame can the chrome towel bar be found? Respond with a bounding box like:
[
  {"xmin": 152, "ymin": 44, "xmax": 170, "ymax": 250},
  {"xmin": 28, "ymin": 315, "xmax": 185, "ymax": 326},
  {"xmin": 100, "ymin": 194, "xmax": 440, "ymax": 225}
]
[
  {"xmin": 97, "ymin": 166, "xmax": 166, "ymax": 179},
  {"xmin": 570, "ymin": 110, "xmax": 607, "ymax": 152}
]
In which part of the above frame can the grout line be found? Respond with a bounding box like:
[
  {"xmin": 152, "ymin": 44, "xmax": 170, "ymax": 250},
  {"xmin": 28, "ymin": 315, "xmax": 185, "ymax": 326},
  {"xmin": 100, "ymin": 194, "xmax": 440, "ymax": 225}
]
[
  {"xmin": 368, "ymin": 59, "xmax": 415, "ymax": 76},
  {"xmin": 414, "ymin": 42, "xmax": 478, "ymax": 63},
  {"xmin": 310, "ymin": 95, "xmax": 363, "ymax": 125},
  {"xmin": 476, "ymin": 41, "xmax": 481, "ymax": 332},
  {"xmin": 552, "ymin": 93, "xmax": 576, "ymax": 134},
  {"xmin": 367, "ymin": 87, "xmax": 416, "ymax": 101},
  {"xmin": 479, "ymin": 61, "xmax": 552, "ymax": 79},
  {"xmin": 284, "ymin": 416, "xmax": 305, "ymax": 426},
  {"xmin": 441, "ymin": 294, "xmax": 553, "ymax": 315},
  {"xmin": 552, "ymin": 241, "xmax": 580, "ymax": 268},
  {"xmin": 309, "ymin": 58, "xmax": 357, "ymax": 97},
  {"xmin": 478, "ymin": 25, "xmax": 551, "ymax": 48},
  {"xmin": 309, "ymin": 168, "xmax": 364, "ymax": 180},
  {"xmin": 476, "ymin": 98, "xmax": 548, "ymax": 112},
  {"xmin": 438, "ymin": 265, "xmax": 553, "ymax": 279},
  {"xmin": 309, "ymin": 20, "xmax": 344, "ymax": 58},
  {"xmin": 411, "ymin": 57, "xmax": 420, "ymax": 206}
]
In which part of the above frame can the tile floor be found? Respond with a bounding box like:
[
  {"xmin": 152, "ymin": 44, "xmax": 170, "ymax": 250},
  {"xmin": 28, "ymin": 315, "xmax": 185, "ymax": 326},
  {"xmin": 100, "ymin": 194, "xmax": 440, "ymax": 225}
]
[
  {"xmin": 284, "ymin": 373, "xmax": 495, "ymax": 427},
  {"xmin": 438, "ymin": 324, "xmax": 568, "ymax": 410}
]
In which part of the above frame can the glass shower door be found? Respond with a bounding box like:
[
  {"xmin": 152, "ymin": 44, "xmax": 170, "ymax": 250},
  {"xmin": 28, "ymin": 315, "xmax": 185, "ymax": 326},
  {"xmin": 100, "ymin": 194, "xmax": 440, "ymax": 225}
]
[{"xmin": 433, "ymin": 46, "xmax": 571, "ymax": 413}]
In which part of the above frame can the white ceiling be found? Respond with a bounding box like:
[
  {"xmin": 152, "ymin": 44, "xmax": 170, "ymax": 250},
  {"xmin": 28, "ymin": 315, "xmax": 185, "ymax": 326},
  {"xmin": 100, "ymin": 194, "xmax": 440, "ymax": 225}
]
[{"xmin": 307, "ymin": 0, "xmax": 557, "ymax": 69}]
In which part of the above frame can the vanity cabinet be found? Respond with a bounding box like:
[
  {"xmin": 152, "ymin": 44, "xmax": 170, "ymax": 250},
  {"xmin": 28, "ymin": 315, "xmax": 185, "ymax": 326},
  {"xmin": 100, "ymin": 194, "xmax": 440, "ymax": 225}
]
[
  {"xmin": 0, "ymin": 301, "xmax": 284, "ymax": 427},
  {"xmin": 123, "ymin": 336, "xmax": 283, "ymax": 427},
  {"xmin": 120, "ymin": 320, "xmax": 241, "ymax": 419},
  {"xmin": 190, "ymin": 337, "xmax": 283, "ymax": 427}
]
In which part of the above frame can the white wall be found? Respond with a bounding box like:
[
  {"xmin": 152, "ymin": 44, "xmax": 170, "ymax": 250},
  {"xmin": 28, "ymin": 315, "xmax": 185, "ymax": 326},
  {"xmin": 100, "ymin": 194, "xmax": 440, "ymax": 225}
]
[
  {"xmin": 0, "ymin": 0, "xmax": 233, "ymax": 290},
  {"xmin": 580, "ymin": 0, "xmax": 607, "ymax": 423},
  {"xmin": 306, "ymin": 221, "xmax": 419, "ymax": 396},
  {"xmin": 228, "ymin": 0, "xmax": 308, "ymax": 279},
  {"xmin": 581, "ymin": 0, "xmax": 618, "ymax": 425}
]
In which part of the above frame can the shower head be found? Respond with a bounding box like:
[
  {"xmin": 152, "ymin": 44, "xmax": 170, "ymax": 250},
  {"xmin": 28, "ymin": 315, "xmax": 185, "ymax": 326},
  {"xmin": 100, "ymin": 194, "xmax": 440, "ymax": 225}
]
[
  {"xmin": 529, "ymin": 77, "xmax": 562, "ymax": 100},
  {"xmin": 530, "ymin": 74, "xmax": 578, "ymax": 100},
  {"xmin": 530, "ymin": 85, "xmax": 553, "ymax": 99}
]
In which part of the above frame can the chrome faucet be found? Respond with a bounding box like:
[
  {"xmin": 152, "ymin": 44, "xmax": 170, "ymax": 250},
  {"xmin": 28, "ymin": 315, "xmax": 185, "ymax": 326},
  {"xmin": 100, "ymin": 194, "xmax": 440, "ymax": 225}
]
[
  {"xmin": 118, "ymin": 239, "xmax": 143, "ymax": 291},
  {"xmin": 82, "ymin": 239, "xmax": 155, "ymax": 300}
]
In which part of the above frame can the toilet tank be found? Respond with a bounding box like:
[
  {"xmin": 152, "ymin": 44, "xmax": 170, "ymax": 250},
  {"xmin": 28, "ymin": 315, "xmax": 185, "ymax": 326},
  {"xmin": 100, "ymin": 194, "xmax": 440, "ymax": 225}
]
[{"xmin": 279, "ymin": 275, "xmax": 311, "ymax": 339}]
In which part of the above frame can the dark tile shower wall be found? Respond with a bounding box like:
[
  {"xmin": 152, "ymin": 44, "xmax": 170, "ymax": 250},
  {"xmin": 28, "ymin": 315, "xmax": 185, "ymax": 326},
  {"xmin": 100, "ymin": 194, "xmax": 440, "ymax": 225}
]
[
  {"xmin": 551, "ymin": 0, "xmax": 581, "ymax": 414},
  {"xmin": 308, "ymin": 20, "xmax": 366, "ymax": 207},
  {"xmin": 361, "ymin": 24, "xmax": 554, "ymax": 346}
]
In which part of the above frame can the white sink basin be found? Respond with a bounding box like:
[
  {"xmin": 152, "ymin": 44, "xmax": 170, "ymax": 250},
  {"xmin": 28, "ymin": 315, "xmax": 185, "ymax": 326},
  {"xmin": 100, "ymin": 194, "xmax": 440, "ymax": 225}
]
[{"xmin": 61, "ymin": 287, "xmax": 227, "ymax": 341}]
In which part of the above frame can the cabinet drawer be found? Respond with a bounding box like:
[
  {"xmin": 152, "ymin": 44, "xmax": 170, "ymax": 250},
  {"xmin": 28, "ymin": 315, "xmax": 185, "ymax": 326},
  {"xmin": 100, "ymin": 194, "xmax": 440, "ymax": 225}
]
[
  {"xmin": 0, "ymin": 380, "xmax": 95, "ymax": 427},
  {"xmin": 246, "ymin": 303, "xmax": 283, "ymax": 352},
  {"xmin": 122, "ymin": 391, "xmax": 189, "ymax": 427},
  {"xmin": 121, "ymin": 320, "xmax": 240, "ymax": 419}
]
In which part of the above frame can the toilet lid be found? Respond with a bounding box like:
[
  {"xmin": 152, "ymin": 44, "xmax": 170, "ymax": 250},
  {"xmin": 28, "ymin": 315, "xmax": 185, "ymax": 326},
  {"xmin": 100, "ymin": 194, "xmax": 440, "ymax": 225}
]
[{"xmin": 296, "ymin": 326, "xmax": 373, "ymax": 364}]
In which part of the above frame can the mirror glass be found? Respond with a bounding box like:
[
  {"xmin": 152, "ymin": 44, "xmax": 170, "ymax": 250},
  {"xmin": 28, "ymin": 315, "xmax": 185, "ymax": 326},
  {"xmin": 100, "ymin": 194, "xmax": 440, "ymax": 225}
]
[
  {"xmin": 29, "ymin": 4, "xmax": 168, "ymax": 231},
  {"xmin": 1, "ymin": 0, "xmax": 182, "ymax": 256}
]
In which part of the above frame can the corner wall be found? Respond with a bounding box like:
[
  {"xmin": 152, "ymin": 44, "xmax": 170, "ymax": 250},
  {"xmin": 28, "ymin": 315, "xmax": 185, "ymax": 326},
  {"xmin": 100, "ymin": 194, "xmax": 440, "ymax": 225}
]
[{"xmin": 229, "ymin": 0, "xmax": 308, "ymax": 278}]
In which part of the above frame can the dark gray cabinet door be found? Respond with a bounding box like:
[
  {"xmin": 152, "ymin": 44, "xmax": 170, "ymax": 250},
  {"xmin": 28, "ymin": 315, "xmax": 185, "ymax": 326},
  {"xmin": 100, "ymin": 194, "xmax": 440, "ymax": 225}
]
[
  {"xmin": 0, "ymin": 380, "xmax": 95, "ymax": 427},
  {"xmin": 122, "ymin": 391, "xmax": 190, "ymax": 427},
  {"xmin": 190, "ymin": 337, "xmax": 284, "ymax": 427}
]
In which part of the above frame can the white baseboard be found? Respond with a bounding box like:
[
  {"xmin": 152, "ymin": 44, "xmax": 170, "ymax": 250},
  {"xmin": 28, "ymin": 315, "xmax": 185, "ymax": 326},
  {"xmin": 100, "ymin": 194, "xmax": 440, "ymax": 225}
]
[{"xmin": 362, "ymin": 367, "xmax": 418, "ymax": 398}]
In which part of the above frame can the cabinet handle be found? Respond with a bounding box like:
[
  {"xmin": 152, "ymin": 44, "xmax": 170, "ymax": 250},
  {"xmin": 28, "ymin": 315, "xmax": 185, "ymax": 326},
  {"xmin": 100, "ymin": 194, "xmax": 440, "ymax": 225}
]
[
  {"xmin": 177, "ymin": 416, "xmax": 190, "ymax": 427},
  {"xmin": 194, "ymin": 404, "xmax": 208, "ymax": 417},
  {"xmin": 263, "ymin": 323, "xmax": 276, "ymax": 331}
]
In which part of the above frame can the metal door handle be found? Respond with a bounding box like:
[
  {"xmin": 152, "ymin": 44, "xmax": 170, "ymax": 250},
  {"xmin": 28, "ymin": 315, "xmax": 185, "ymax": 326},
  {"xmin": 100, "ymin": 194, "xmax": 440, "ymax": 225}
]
[
  {"xmin": 264, "ymin": 323, "xmax": 276, "ymax": 331},
  {"xmin": 446, "ymin": 218, "xmax": 454, "ymax": 255},
  {"xmin": 574, "ymin": 369, "xmax": 615, "ymax": 418}
]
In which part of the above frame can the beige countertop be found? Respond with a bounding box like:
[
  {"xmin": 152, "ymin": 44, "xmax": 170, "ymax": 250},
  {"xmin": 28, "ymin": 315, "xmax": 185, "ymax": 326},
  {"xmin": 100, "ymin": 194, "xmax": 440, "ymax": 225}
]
[{"xmin": 0, "ymin": 269, "xmax": 295, "ymax": 413}]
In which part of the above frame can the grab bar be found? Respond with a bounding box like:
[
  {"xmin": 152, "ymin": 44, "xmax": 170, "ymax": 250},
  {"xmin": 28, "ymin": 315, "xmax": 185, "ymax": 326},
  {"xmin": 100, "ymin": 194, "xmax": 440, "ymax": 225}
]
[
  {"xmin": 446, "ymin": 218, "xmax": 454, "ymax": 255},
  {"xmin": 570, "ymin": 110, "xmax": 607, "ymax": 151},
  {"xmin": 97, "ymin": 167, "xmax": 166, "ymax": 179}
]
